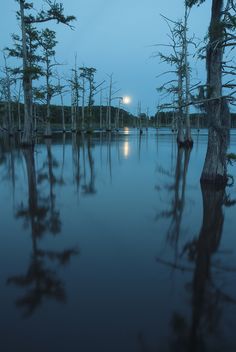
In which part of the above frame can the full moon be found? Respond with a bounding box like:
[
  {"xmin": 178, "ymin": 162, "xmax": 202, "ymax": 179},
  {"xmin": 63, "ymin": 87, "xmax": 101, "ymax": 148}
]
[{"xmin": 123, "ymin": 96, "xmax": 131, "ymax": 104}]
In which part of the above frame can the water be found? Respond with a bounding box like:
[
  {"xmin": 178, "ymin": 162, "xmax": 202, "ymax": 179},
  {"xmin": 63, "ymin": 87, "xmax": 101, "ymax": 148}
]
[{"xmin": 0, "ymin": 128, "xmax": 236, "ymax": 352}]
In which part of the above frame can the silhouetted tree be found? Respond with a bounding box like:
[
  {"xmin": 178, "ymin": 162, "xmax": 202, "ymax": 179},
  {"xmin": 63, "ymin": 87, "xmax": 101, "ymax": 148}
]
[
  {"xmin": 38, "ymin": 28, "xmax": 59, "ymax": 137},
  {"xmin": 187, "ymin": 0, "xmax": 235, "ymax": 185},
  {"xmin": 16, "ymin": 0, "xmax": 75, "ymax": 145}
]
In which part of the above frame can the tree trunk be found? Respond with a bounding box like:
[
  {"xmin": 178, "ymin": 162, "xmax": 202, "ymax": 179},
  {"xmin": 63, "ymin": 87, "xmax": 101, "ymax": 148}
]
[
  {"xmin": 71, "ymin": 91, "xmax": 76, "ymax": 132},
  {"xmin": 33, "ymin": 104, "xmax": 37, "ymax": 132},
  {"xmin": 60, "ymin": 94, "xmax": 65, "ymax": 132},
  {"xmin": 7, "ymin": 98, "xmax": 13, "ymax": 136},
  {"xmin": 106, "ymin": 100, "xmax": 109, "ymax": 129},
  {"xmin": 44, "ymin": 121, "xmax": 52, "ymax": 137},
  {"xmin": 81, "ymin": 76, "xmax": 85, "ymax": 130},
  {"xmin": 171, "ymin": 109, "xmax": 176, "ymax": 132},
  {"xmin": 201, "ymin": 0, "xmax": 230, "ymax": 186},
  {"xmin": 3, "ymin": 54, "xmax": 13, "ymax": 136},
  {"xmin": 44, "ymin": 63, "xmax": 52, "ymax": 137},
  {"xmin": 108, "ymin": 75, "xmax": 112, "ymax": 131},
  {"xmin": 117, "ymin": 101, "xmax": 120, "ymax": 130},
  {"xmin": 177, "ymin": 74, "xmax": 185, "ymax": 146},
  {"xmin": 99, "ymin": 90, "xmax": 103, "ymax": 130},
  {"xmin": 20, "ymin": 0, "xmax": 33, "ymax": 146},
  {"xmin": 88, "ymin": 82, "xmax": 93, "ymax": 130},
  {"xmin": 44, "ymin": 97, "xmax": 52, "ymax": 137},
  {"xmin": 184, "ymin": 4, "xmax": 193, "ymax": 147},
  {"xmin": 18, "ymin": 102, "xmax": 21, "ymax": 131}
]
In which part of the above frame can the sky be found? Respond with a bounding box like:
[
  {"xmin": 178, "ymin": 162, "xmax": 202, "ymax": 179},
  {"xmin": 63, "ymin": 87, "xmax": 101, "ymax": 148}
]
[{"xmin": 0, "ymin": 0, "xmax": 212, "ymax": 115}]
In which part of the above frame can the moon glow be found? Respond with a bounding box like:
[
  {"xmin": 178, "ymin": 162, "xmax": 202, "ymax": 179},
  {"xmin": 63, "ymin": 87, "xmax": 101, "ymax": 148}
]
[{"xmin": 123, "ymin": 96, "xmax": 131, "ymax": 104}]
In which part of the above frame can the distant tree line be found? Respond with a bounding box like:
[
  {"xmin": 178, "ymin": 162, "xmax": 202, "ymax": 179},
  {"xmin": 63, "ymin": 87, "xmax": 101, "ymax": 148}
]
[
  {"xmin": 0, "ymin": 101, "xmax": 136, "ymax": 131},
  {"xmin": 1, "ymin": 99, "xmax": 236, "ymax": 131},
  {"xmin": 151, "ymin": 111, "xmax": 236, "ymax": 129}
]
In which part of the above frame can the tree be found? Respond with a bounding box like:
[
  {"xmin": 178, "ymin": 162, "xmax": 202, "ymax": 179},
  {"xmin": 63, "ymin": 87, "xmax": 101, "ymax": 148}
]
[
  {"xmin": 183, "ymin": 2, "xmax": 193, "ymax": 146},
  {"xmin": 56, "ymin": 74, "xmax": 67, "ymax": 132},
  {"xmin": 156, "ymin": 8, "xmax": 195, "ymax": 147},
  {"xmin": 12, "ymin": 80, "xmax": 23, "ymax": 131},
  {"xmin": 1, "ymin": 52, "xmax": 15, "ymax": 135},
  {"xmin": 80, "ymin": 67, "xmax": 104, "ymax": 130},
  {"xmin": 106, "ymin": 73, "xmax": 120, "ymax": 131},
  {"xmin": 7, "ymin": 20, "xmax": 42, "ymax": 133},
  {"xmin": 69, "ymin": 56, "xmax": 81, "ymax": 132},
  {"xmin": 187, "ymin": 0, "xmax": 236, "ymax": 185},
  {"xmin": 80, "ymin": 66, "xmax": 86, "ymax": 130},
  {"xmin": 17, "ymin": 0, "xmax": 75, "ymax": 145},
  {"xmin": 79, "ymin": 67, "xmax": 96, "ymax": 130},
  {"xmin": 38, "ymin": 28, "xmax": 59, "ymax": 137}
]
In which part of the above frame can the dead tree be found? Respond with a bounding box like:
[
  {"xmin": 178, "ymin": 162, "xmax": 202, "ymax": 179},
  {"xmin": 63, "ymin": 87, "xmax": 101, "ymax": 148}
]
[{"xmin": 156, "ymin": 11, "xmax": 195, "ymax": 148}]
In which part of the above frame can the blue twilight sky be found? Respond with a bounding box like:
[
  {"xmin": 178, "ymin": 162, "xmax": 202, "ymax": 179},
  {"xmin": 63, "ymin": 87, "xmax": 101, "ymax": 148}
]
[{"xmin": 0, "ymin": 0, "xmax": 212, "ymax": 114}]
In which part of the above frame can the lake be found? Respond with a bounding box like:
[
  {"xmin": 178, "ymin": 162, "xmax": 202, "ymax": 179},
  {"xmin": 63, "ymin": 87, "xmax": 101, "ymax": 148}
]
[{"xmin": 0, "ymin": 128, "xmax": 236, "ymax": 352}]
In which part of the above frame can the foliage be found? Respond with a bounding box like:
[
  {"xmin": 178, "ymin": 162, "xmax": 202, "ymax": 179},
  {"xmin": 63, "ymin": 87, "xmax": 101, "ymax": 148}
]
[
  {"xmin": 227, "ymin": 153, "xmax": 236, "ymax": 165},
  {"xmin": 80, "ymin": 67, "xmax": 97, "ymax": 107},
  {"xmin": 16, "ymin": 0, "xmax": 76, "ymax": 27},
  {"xmin": 6, "ymin": 24, "xmax": 42, "ymax": 80}
]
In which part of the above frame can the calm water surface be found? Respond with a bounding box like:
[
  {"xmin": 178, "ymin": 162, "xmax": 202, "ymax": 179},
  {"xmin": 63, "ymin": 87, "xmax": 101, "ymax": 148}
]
[{"xmin": 0, "ymin": 129, "xmax": 236, "ymax": 352}]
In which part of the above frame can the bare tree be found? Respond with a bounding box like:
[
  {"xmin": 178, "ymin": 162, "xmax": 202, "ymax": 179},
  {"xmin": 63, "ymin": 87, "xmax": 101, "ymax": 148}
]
[
  {"xmin": 156, "ymin": 10, "xmax": 195, "ymax": 147},
  {"xmin": 69, "ymin": 55, "xmax": 81, "ymax": 132},
  {"xmin": 106, "ymin": 73, "xmax": 120, "ymax": 131},
  {"xmin": 80, "ymin": 67, "xmax": 104, "ymax": 131}
]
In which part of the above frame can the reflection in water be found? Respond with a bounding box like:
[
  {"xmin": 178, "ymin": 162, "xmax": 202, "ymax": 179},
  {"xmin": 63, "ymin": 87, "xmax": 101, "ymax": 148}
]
[
  {"xmin": 72, "ymin": 132, "xmax": 81, "ymax": 191},
  {"xmin": 156, "ymin": 147, "xmax": 191, "ymax": 261},
  {"xmin": 82, "ymin": 135, "xmax": 96, "ymax": 195},
  {"xmin": 123, "ymin": 140, "xmax": 130, "ymax": 159},
  {"xmin": 123, "ymin": 127, "xmax": 130, "ymax": 135},
  {"xmin": 157, "ymin": 169, "xmax": 236, "ymax": 351},
  {"xmin": 7, "ymin": 145, "xmax": 79, "ymax": 317},
  {"xmin": 107, "ymin": 132, "xmax": 112, "ymax": 181},
  {"xmin": 169, "ymin": 184, "xmax": 236, "ymax": 352},
  {"xmin": 0, "ymin": 131, "xmax": 236, "ymax": 351},
  {"xmin": 154, "ymin": 145, "xmax": 236, "ymax": 351}
]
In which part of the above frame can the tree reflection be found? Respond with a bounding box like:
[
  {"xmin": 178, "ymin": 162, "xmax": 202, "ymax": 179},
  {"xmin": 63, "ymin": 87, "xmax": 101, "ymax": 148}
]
[
  {"xmin": 0, "ymin": 137, "xmax": 22, "ymax": 196},
  {"xmin": 7, "ymin": 146, "xmax": 79, "ymax": 318},
  {"xmin": 82, "ymin": 135, "xmax": 96, "ymax": 195},
  {"xmin": 16, "ymin": 148, "xmax": 48, "ymax": 238},
  {"xmin": 154, "ymin": 149, "xmax": 236, "ymax": 351},
  {"xmin": 72, "ymin": 133, "xmax": 81, "ymax": 191},
  {"xmin": 169, "ymin": 184, "xmax": 236, "ymax": 351},
  {"xmin": 105, "ymin": 132, "xmax": 112, "ymax": 182},
  {"xmin": 33, "ymin": 139, "xmax": 64, "ymax": 235},
  {"xmin": 156, "ymin": 147, "xmax": 191, "ymax": 260}
]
